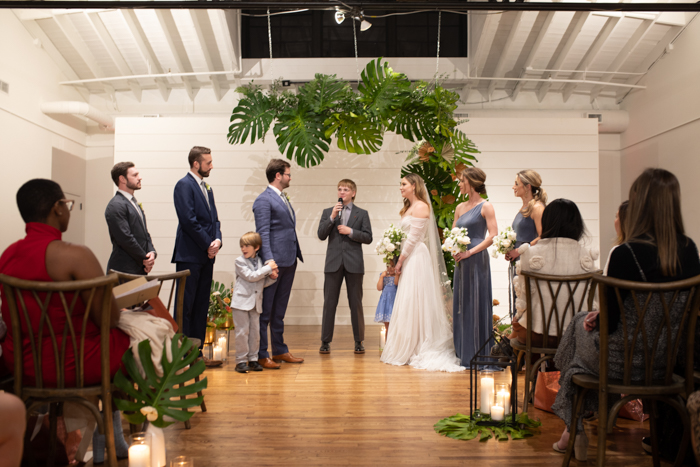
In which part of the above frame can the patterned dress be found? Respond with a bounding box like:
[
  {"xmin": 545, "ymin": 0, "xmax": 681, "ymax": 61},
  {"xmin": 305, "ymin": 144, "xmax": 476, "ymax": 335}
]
[{"xmin": 374, "ymin": 274, "xmax": 397, "ymax": 323}]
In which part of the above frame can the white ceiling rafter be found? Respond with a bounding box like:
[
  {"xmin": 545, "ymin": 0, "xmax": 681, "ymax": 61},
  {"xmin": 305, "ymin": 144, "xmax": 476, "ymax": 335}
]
[
  {"xmin": 189, "ymin": 10, "xmax": 229, "ymax": 102},
  {"xmin": 560, "ymin": 15, "xmax": 622, "ymax": 102},
  {"xmin": 535, "ymin": 11, "xmax": 590, "ymax": 102},
  {"xmin": 486, "ymin": 11, "xmax": 524, "ymax": 99},
  {"xmin": 468, "ymin": 13, "xmax": 499, "ymax": 102},
  {"xmin": 589, "ymin": 16, "xmax": 657, "ymax": 102},
  {"xmin": 121, "ymin": 9, "xmax": 172, "ymax": 101},
  {"xmin": 511, "ymin": 11, "xmax": 555, "ymax": 101},
  {"xmin": 155, "ymin": 9, "xmax": 199, "ymax": 102},
  {"xmin": 217, "ymin": 10, "xmax": 242, "ymax": 74}
]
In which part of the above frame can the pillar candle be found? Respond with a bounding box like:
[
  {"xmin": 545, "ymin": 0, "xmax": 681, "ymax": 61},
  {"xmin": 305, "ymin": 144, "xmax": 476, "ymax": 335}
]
[
  {"xmin": 380, "ymin": 327, "xmax": 386, "ymax": 350},
  {"xmin": 129, "ymin": 444, "xmax": 151, "ymax": 467},
  {"xmin": 480, "ymin": 375, "xmax": 494, "ymax": 414},
  {"xmin": 497, "ymin": 389, "xmax": 511, "ymax": 415},
  {"xmin": 213, "ymin": 345, "xmax": 222, "ymax": 361},
  {"xmin": 491, "ymin": 405, "xmax": 505, "ymax": 421}
]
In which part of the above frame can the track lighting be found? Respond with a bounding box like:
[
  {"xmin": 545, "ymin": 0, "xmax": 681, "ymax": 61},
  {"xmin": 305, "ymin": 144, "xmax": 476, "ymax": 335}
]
[
  {"xmin": 360, "ymin": 18, "xmax": 372, "ymax": 31},
  {"xmin": 334, "ymin": 10, "xmax": 345, "ymax": 24}
]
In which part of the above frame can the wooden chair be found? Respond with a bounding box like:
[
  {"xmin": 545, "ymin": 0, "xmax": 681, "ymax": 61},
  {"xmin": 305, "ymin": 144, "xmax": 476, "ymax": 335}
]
[
  {"xmin": 109, "ymin": 269, "xmax": 206, "ymax": 429},
  {"xmin": 0, "ymin": 273, "xmax": 121, "ymax": 467},
  {"xmin": 563, "ymin": 273, "xmax": 700, "ymax": 467},
  {"xmin": 511, "ymin": 270, "xmax": 598, "ymax": 410}
]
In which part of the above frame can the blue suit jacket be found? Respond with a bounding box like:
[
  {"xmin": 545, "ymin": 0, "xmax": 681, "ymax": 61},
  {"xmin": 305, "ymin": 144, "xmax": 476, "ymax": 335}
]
[
  {"xmin": 171, "ymin": 173, "xmax": 222, "ymax": 264},
  {"xmin": 253, "ymin": 187, "xmax": 303, "ymax": 268}
]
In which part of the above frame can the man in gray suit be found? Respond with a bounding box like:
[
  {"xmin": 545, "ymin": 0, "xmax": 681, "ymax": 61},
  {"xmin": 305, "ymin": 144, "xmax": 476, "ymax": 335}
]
[
  {"xmin": 105, "ymin": 162, "xmax": 156, "ymax": 275},
  {"xmin": 317, "ymin": 179, "xmax": 372, "ymax": 354}
]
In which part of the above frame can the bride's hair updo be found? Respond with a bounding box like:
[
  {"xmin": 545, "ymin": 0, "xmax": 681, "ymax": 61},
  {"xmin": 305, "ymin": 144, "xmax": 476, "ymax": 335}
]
[
  {"xmin": 461, "ymin": 167, "xmax": 487, "ymax": 196},
  {"xmin": 400, "ymin": 173, "xmax": 430, "ymax": 216},
  {"xmin": 517, "ymin": 169, "xmax": 548, "ymax": 217}
]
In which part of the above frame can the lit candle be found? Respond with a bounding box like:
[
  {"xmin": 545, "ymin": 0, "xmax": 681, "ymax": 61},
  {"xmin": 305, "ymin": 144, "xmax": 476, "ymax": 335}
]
[
  {"xmin": 218, "ymin": 336, "xmax": 227, "ymax": 361},
  {"xmin": 129, "ymin": 444, "xmax": 151, "ymax": 467},
  {"xmin": 497, "ymin": 389, "xmax": 511, "ymax": 415},
  {"xmin": 213, "ymin": 345, "xmax": 222, "ymax": 361},
  {"xmin": 379, "ymin": 327, "xmax": 386, "ymax": 351},
  {"xmin": 480, "ymin": 374, "xmax": 494, "ymax": 414},
  {"xmin": 491, "ymin": 405, "xmax": 505, "ymax": 421}
]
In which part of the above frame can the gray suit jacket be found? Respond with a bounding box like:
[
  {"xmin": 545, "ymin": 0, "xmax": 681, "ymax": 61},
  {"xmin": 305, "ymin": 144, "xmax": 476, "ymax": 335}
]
[
  {"xmin": 317, "ymin": 204, "xmax": 372, "ymax": 274},
  {"xmin": 105, "ymin": 192, "xmax": 156, "ymax": 275},
  {"xmin": 230, "ymin": 256, "xmax": 276, "ymax": 313}
]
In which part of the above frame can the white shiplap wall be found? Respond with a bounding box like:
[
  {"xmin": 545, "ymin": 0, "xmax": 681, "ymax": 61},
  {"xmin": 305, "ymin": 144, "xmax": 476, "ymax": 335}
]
[{"xmin": 114, "ymin": 116, "xmax": 599, "ymax": 324}]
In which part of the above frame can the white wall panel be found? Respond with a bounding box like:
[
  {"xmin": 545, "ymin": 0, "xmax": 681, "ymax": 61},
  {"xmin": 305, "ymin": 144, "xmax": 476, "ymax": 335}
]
[{"xmin": 115, "ymin": 116, "xmax": 599, "ymax": 326}]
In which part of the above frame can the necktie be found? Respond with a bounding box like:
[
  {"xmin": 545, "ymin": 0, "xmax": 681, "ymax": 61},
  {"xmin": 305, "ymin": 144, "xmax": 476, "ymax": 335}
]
[
  {"xmin": 280, "ymin": 193, "xmax": 294, "ymax": 220},
  {"xmin": 200, "ymin": 181, "xmax": 210, "ymax": 209},
  {"xmin": 131, "ymin": 195, "xmax": 145, "ymax": 224}
]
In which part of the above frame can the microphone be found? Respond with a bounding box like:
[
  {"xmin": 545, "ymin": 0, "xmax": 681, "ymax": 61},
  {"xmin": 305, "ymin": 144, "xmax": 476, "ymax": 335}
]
[{"xmin": 336, "ymin": 197, "xmax": 343, "ymax": 223}]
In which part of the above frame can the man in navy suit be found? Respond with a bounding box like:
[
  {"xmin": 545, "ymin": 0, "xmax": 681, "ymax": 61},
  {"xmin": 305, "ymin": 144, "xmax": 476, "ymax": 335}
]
[
  {"xmin": 253, "ymin": 159, "xmax": 304, "ymax": 369},
  {"xmin": 172, "ymin": 146, "xmax": 222, "ymax": 346}
]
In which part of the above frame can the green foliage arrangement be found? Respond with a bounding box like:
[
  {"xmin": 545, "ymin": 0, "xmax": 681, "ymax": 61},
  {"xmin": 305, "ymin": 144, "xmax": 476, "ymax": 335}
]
[
  {"xmin": 114, "ymin": 335, "xmax": 207, "ymax": 428},
  {"xmin": 209, "ymin": 280, "xmax": 233, "ymax": 329},
  {"xmin": 434, "ymin": 412, "xmax": 542, "ymax": 442}
]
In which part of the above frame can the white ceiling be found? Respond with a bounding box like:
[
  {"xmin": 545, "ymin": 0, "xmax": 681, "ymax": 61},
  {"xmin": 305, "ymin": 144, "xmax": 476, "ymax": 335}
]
[{"xmin": 12, "ymin": 4, "xmax": 697, "ymax": 104}]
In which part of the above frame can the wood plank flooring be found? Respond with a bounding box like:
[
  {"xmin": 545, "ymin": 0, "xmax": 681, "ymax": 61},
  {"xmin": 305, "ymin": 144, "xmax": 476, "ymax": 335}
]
[{"xmin": 115, "ymin": 325, "xmax": 663, "ymax": 466}]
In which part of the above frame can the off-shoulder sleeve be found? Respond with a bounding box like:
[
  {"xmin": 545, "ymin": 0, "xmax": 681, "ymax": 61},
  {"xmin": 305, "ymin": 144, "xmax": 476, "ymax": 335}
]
[{"xmin": 401, "ymin": 217, "xmax": 428, "ymax": 259}]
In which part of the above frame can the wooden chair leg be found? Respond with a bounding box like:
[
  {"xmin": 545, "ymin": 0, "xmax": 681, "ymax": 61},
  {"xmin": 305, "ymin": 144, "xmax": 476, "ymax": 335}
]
[
  {"xmin": 196, "ymin": 374, "xmax": 207, "ymax": 412},
  {"xmin": 523, "ymin": 350, "xmax": 532, "ymax": 408},
  {"xmin": 597, "ymin": 390, "xmax": 609, "ymax": 467},
  {"xmin": 563, "ymin": 386, "xmax": 587, "ymax": 467},
  {"xmin": 47, "ymin": 403, "xmax": 58, "ymax": 467},
  {"xmin": 103, "ymin": 400, "xmax": 118, "ymax": 467},
  {"xmin": 648, "ymin": 399, "xmax": 660, "ymax": 467}
]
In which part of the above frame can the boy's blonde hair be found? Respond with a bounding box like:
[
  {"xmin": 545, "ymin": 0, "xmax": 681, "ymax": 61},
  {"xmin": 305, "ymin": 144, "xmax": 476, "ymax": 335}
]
[
  {"xmin": 240, "ymin": 231, "xmax": 262, "ymax": 249},
  {"xmin": 338, "ymin": 179, "xmax": 357, "ymax": 200}
]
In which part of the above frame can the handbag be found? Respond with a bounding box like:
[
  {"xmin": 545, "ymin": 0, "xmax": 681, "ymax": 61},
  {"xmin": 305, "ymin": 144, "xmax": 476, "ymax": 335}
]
[{"xmin": 533, "ymin": 370, "xmax": 560, "ymax": 413}]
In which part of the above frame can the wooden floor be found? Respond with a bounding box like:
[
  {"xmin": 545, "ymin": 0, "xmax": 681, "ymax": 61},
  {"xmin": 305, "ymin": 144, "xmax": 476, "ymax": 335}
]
[{"xmin": 109, "ymin": 325, "xmax": 663, "ymax": 466}]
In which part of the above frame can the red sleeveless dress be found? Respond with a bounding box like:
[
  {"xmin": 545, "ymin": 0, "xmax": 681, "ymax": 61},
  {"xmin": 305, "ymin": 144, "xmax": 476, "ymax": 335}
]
[{"xmin": 0, "ymin": 223, "xmax": 130, "ymax": 387}]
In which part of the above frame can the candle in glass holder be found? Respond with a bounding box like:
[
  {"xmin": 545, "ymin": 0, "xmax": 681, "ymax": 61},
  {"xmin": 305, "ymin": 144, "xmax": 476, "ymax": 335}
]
[
  {"xmin": 170, "ymin": 457, "xmax": 193, "ymax": 467},
  {"xmin": 217, "ymin": 336, "xmax": 227, "ymax": 361},
  {"xmin": 480, "ymin": 371, "xmax": 495, "ymax": 414},
  {"xmin": 213, "ymin": 345, "xmax": 222, "ymax": 361},
  {"xmin": 491, "ymin": 404, "xmax": 505, "ymax": 421},
  {"xmin": 379, "ymin": 327, "xmax": 386, "ymax": 351},
  {"xmin": 496, "ymin": 383, "xmax": 511, "ymax": 415},
  {"xmin": 129, "ymin": 432, "xmax": 152, "ymax": 467}
]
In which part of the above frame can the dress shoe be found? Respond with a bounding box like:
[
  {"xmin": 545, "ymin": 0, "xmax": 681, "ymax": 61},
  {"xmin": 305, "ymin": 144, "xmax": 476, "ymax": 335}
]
[
  {"xmin": 258, "ymin": 357, "xmax": 281, "ymax": 369},
  {"xmin": 272, "ymin": 352, "xmax": 304, "ymax": 363},
  {"xmin": 235, "ymin": 363, "xmax": 250, "ymax": 373},
  {"xmin": 354, "ymin": 341, "xmax": 365, "ymax": 354},
  {"xmin": 319, "ymin": 342, "xmax": 331, "ymax": 354},
  {"xmin": 248, "ymin": 361, "xmax": 263, "ymax": 371}
]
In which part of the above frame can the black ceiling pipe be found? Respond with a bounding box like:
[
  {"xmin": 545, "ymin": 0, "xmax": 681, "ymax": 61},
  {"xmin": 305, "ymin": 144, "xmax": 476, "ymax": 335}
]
[{"xmin": 2, "ymin": 0, "xmax": 700, "ymax": 12}]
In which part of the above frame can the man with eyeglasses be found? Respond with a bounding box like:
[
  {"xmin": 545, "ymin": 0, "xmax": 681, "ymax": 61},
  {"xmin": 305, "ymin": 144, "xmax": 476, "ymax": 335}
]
[
  {"xmin": 252, "ymin": 159, "xmax": 303, "ymax": 369},
  {"xmin": 105, "ymin": 162, "xmax": 157, "ymax": 275}
]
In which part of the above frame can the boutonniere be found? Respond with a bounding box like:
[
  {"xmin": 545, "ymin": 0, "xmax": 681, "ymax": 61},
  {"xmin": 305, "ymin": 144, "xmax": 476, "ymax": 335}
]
[
  {"xmin": 205, "ymin": 183, "xmax": 211, "ymax": 192},
  {"xmin": 138, "ymin": 202, "xmax": 144, "ymax": 212},
  {"xmin": 283, "ymin": 192, "xmax": 290, "ymax": 201}
]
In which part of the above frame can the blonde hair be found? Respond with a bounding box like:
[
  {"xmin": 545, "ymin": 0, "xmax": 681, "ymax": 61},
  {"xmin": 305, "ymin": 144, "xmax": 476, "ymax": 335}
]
[
  {"xmin": 462, "ymin": 167, "xmax": 487, "ymax": 195},
  {"xmin": 400, "ymin": 173, "xmax": 430, "ymax": 216},
  {"xmin": 338, "ymin": 179, "xmax": 357, "ymax": 200},
  {"xmin": 517, "ymin": 169, "xmax": 548, "ymax": 217},
  {"xmin": 240, "ymin": 231, "xmax": 262, "ymax": 249}
]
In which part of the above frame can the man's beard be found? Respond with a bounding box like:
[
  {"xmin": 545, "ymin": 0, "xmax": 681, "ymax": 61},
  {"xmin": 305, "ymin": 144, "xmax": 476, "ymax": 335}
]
[
  {"xmin": 127, "ymin": 181, "xmax": 141, "ymax": 191},
  {"xmin": 198, "ymin": 168, "xmax": 211, "ymax": 178}
]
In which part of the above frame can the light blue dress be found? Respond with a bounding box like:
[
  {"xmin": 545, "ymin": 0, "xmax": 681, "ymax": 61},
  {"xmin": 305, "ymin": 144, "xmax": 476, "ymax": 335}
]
[
  {"xmin": 452, "ymin": 203, "xmax": 493, "ymax": 367},
  {"xmin": 374, "ymin": 274, "xmax": 397, "ymax": 322}
]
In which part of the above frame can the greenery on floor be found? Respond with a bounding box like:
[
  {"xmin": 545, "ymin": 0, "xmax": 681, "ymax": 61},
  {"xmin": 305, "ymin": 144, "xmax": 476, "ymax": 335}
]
[{"xmin": 434, "ymin": 412, "xmax": 542, "ymax": 441}]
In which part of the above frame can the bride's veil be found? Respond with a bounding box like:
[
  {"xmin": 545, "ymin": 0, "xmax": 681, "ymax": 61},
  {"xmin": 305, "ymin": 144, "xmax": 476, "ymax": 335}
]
[{"xmin": 415, "ymin": 177, "xmax": 454, "ymax": 324}]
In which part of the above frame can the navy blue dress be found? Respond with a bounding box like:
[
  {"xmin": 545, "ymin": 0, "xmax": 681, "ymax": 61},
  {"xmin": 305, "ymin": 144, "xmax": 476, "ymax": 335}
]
[
  {"xmin": 510, "ymin": 211, "xmax": 539, "ymax": 317},
  {"xmin": 452, "ymin": 203, "xmax": 493, "ymax": 367}
]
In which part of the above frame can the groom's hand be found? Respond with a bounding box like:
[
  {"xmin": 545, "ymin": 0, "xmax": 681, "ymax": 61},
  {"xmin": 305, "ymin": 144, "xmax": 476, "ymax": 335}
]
[
  {"xmin": 337, "ymin": 225, "xmax": 352, "ymax": 236},
  {"xmin": 330, "ymin": 201, "xmax": 343, "ymax": 220}
]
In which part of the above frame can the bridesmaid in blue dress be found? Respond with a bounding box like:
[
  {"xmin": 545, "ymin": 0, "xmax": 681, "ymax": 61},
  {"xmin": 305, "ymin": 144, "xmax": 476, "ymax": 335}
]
[{"xmin": 452, "ymin": 167, "xmax": 498, "ymax": 366}]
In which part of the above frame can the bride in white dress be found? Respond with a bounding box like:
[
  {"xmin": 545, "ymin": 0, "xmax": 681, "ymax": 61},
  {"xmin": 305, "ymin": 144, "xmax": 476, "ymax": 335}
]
[{"xmin": 380, "ymin": 174, "xmax": 465, "ymax": 372}]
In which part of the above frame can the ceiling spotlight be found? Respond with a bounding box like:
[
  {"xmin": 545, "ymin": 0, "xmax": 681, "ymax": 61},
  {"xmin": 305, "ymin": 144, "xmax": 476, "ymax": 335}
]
[
  {"xmin": 334, "ymin": 10, "xmax": 346, "ymax": 24},
  {"xmin": 360, "ymin": 19, "xmax": 372, "ymax": 31}
]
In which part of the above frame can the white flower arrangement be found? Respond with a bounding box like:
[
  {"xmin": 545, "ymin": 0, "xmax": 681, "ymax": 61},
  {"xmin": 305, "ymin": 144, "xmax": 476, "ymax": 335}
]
[
  {"xmin": 442, "ymin": 226, "xmax": 471, "ymax": 255},
  {"xmin": 490, "ymin": 226, "xmax": 517, "ymax": 258},
  {"xmin": 375, "ymin": 224, "xmax": 406, "ymax": 264}
]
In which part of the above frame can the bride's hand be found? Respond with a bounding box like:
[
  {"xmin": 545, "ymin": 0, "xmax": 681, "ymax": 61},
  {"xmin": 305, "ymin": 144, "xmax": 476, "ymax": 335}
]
[{"xmin": 395, "ymin": 259, "xmax": 404, "ymax": 274}]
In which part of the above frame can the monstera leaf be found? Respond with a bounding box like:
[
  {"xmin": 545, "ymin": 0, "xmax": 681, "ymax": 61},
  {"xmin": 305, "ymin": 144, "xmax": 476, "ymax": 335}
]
[
  {"xmin": 423, "ymin": 86, "xmax": 460, "ymax": 138},
  {"xmin": 114, "ymin": 334, "xmax": 207, "ymax": 428},
  {"xmin": 388, "ymin": 98, "xmax": 433, "ymax": 142},
  {"xmin": 324, "ymin": 113, "xmax": 383, "ymax": 154},
  {"xmin": 228, "ymin": 86, "xmax": 274, "ymax": 145},
  {"xmin": 298, "ymin": 74, "xmax": 352, "ymax": 114},
  {"xmin": 358, "ymin": 58, "xmax": 411, "ymax": 120},
  {"xmin": 450, "ymin": 129, "xmax": 480, "ymax": 162},
  {"xmin": 273, "ymin": 107, "xmax": 330, "ymax": 167}
]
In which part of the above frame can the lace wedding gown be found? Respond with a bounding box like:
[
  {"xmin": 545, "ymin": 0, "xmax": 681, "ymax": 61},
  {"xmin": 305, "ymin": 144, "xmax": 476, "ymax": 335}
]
[{"xmin": 380, "ymin": 215, "xmax": 465, "ymax": 372}]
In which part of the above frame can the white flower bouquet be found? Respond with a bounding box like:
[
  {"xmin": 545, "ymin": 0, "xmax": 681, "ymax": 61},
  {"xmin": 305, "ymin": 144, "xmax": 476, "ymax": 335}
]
[
  {"xmin": 442, "ymin": 227, "xmax": 471, "ymax": 255},
  {"xmin": 490, "ymin": 226, "xmax": 518, "ymax": 258},
  {"xmin": 375, "ymin": 224, "xmax": 406, "ymax": 264}
]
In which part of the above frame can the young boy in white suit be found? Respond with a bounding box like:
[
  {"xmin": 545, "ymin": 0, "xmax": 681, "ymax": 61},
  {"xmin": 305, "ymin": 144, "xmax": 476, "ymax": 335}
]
[{"xmin": 232, "ymin": 232, "xmax": 278, "ymax": 373}]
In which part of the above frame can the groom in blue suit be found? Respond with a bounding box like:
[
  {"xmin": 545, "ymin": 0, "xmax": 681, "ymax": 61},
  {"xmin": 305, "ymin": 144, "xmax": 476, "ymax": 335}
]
[
  {"xmin": 172, "ymin": 146, "xmax": 222, "ymax": 346},
  {"xmin": 253, "ymin": 159, "xmax": 304, "ymax": 369}
]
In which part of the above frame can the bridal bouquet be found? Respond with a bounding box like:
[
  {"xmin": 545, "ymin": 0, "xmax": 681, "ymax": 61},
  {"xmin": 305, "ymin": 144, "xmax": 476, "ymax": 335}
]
[
  {"xmin": 375, "ymin": 224, "xmax": 406, "ymax": 264},
  {"xmin": 442, "ymin": 227, "xmax": 471, "ymax": 255},
  {"xmin": 490, "ymin": 226, "xmax": 517, "ymax": 258}
]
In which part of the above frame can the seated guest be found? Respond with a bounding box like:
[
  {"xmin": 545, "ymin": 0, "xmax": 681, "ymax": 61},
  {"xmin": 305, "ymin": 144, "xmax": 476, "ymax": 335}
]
[
  {"xmin": 551, "ymin": 168, "xmax": 700, "ymax": 460},
  {"xmin": 0, "ymin": 179, "xmax": 131, "ymax": 462},
  {"xmin": 0, "ymin": 392, "xmax": 25, "ymax": 467},
  {"xmin": 603, "ymin": 200, "xmax": 629, "ymax": 274},
  {"xmin": 510, "ymin": 198, "xmax": 599, "ymax": 346}
]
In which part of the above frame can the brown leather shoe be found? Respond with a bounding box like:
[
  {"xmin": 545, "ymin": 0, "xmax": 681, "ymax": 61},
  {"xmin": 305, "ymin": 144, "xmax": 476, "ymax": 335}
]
[
  {"xmin": 258, "ymin": 357, "xmax": 281, "ymax": 369},
  {"xmin": 272, "ymin": 352, "xmax": 304, "ymax": 363}
]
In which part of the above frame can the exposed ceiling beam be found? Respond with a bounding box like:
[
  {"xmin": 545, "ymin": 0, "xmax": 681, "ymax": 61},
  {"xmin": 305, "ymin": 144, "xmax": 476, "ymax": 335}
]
[
  {"xmin": 14, "ymin": 14, "xmax": 90, "ymax": 101},
  {"xmin": 121, "ymin": 9, "xmax": 172, "ymax": 101},
  {"xmin": 83, "ymin": 11, "xmax": 143, "ymax": 102},
  {"xmin": 486, "ymin": 12, "xmax": 523, "ymax": 99},
  {"xmin": 5, "ymin": 1, "xmax": 700, "ymax": 12},
  {"xmin": 511, "ymin": 11, "xmax": 555, "ymax": 101},
  {"xmin": 190, "ymin": 10, "xmax": 229, "ymax": 101},
  {"xmin": 155, "ymin": 9, "xmax": 199, "ymax": 102},
  {"xmin": 469, "ymin": 13, "xmax": 499, "ymax": 82},
  {"xmin": 561, "ymin": 15, "xmax": 621, "ymax": 102},
  {"xmin": 535, "ymin": 11, "xmax": 589, "ymax": 103},
  {"xmin": 588, "ymin": 17, "xmax": 656, "ymax": 102},
  {"xmin": 217, "ymin": 9, "xmax": 243, "ymax": 74}
]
